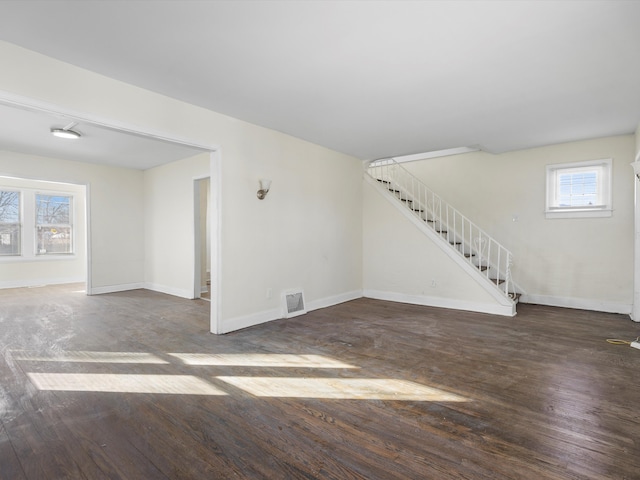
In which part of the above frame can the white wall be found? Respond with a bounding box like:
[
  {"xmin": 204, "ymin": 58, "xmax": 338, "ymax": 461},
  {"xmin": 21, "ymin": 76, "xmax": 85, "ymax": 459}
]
[
  {"xmin": 143, "ymin": 153, "xmax": 210, "ymax": 298},
  {"xmin": 218, "ymin": 125, "xmax": 363, "ymax": 331},
  {"xmin": 0, "ymin": 170, "xmax": 86, "ymax": 288},
  {"xmin": 403, "ymin": 135, "xmax": 635, "ymax": 313},
  {"xmin": 0, "ymin": 41, "xmax": 363, "ymax": 331},
  {"xmin": 0, "ymin": 149, "xmax": 144, "ymax": 292},
  {"xmin": 633, "ymin": 124, "xmax": 640, "ymax": 321}
]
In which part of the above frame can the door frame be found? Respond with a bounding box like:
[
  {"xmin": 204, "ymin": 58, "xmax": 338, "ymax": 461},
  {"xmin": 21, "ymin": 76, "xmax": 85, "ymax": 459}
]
[{"xmin": 0, "ymin": 90, "xmax": 222, "ymax": 334}]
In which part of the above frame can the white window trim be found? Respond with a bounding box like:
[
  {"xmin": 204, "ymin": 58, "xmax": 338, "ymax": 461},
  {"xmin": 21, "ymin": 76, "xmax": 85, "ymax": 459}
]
[
  {"xmin": 545, "ymin": 158, "xmax": 612, "ymax": 219},
  {"xmin": 0, "ymin": 187, "xmax": 76, "ymax": 262}
]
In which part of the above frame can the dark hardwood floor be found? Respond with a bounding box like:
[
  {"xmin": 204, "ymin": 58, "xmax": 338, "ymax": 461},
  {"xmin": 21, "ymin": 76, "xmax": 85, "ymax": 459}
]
[{"xmin": 1, "ymin": 284, "xmax": 639, "ymax": 479}]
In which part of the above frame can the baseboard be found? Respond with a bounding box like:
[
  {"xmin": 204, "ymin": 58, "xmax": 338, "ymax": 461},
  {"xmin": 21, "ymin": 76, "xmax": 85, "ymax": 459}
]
[
  {"xmin": 219, "ymin": 307, "xmax": 282, "ymax": 334},
  {"xmin": 363, "ymin": 289, "xmax": 516, "ymax": 317},
  {"xmin": 0, "ymin": 276, "xmax": 85, "ymax": 290},
  {"xmin": 220, "ymin": 290, "xmax": 364, "ymax": 334},
  {"xmin": 305, "ymin": 290, "xmax": 363, "ymax": 312},
  {"xmin": 144, "ymin": 283, "xmax": 193, "ymax": 299},
  {"xmin": 520, "ymin": 294, "xmax": 632, "ymax": 315},
  {"xmin": 92, "ymin": 282, "xmax": 197, "ymax": 299},
  {"xmin": 89, "ymin": 282, "xmax": 144, "ymax": 295}
]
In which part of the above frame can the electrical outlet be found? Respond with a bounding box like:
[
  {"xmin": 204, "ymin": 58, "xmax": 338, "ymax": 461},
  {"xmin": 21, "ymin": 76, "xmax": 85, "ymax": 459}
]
[
  {"xmin": 630, "ymin": 340, "xmax": 640, "ymax": 350},
  {"xmin": 431, "ymin": 280, "xmax": 437, "ymax": 288},
  {"xmin": 266, "ymin": 288, "xmax": 273, "ymax": 299}
]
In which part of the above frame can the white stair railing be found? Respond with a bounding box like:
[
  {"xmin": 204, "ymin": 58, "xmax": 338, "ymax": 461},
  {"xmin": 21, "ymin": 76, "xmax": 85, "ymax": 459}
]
[{"xmin": 367, "ymin": 159, "xmax": 515, "ymax": 301}]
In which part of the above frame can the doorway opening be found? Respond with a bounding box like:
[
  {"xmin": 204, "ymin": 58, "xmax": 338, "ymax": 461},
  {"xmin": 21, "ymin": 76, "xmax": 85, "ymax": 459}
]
[
  {"xmin": 194, "ymin": 177, "xmax": 211, "ymax": 301},
  {"xmin": 0, "ymin": 92, "xmax": 221, "ymax": 334}
]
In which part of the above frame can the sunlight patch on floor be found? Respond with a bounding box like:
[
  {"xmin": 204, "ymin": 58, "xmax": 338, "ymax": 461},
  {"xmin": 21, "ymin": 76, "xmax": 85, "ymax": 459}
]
[
  {"xmin": 20, "ymin": 351, "xmax": 465, "ymax": 401},
  {"xmin": 12, "ymin": 351, "xmax": 169, "ymax": 364},
  {"xmin": 27, "ymin": 373, "xmax": 227, "ymax": 395},
  {"xmin": 169, "ymin": 353, "xmax": 357, "ymax": 369},
  {"xmin": 216, "ymin": 376, "xmax": 469, "ymax": 401}
]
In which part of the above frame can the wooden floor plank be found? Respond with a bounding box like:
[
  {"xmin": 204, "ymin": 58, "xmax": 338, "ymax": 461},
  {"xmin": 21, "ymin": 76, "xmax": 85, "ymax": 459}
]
[
  {"xmin": 0, "ymin": 420, "xmax": 27, "ymax": 480},
  {"xmin": 1, "ymin": 284, "xmax": 639, "ymax": 479}
]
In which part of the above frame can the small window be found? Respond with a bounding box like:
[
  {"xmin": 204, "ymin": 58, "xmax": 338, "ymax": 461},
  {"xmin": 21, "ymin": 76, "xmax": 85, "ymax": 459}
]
[
  {"xmin": 35, "ymin": 194, "xmax": 73, "ymax": 254},
  {"xmin": 545, "ymin": 159, "xmax": 612, "ymax": 219},
  {"xmin": 0, "ymin": 190, "xmax": 21, "ymax": 256}
]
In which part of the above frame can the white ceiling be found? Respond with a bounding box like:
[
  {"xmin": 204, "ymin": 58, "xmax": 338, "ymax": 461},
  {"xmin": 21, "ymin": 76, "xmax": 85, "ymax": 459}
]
[
  {"xmin": 0, "ymin": 0, "xmax": 639, "ymax": 167},
  {"xmin": 0, "ymin": 103, "xmax": 207, "ymax": 169}
]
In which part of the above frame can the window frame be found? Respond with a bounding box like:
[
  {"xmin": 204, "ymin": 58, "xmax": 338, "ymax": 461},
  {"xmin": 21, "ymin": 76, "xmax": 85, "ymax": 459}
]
[{"xmin": 545, "ymin": 158, "xmax": 612, "ymax": 219}]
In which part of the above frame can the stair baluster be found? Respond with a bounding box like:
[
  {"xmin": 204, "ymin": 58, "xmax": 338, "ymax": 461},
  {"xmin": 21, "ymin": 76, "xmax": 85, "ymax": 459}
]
[{"xmin": 367, "ymin": 158, "xmax": 517, "ymax": 302}]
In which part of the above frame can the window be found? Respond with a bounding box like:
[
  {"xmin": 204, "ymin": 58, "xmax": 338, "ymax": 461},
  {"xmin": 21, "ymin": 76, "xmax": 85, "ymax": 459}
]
[
  {"xmin": 545, "ymin": 159, "xmax": 612, "ymax": 219},
  {"xmin": 0, "ymin": 186, "xmax": 75, "ymax": 260},
  {"xmin": 0, "ymin": 190, "xmax": 21, "ymax": 256},
  {"xmin": 36, "ymin": 194, "xmax": 73, "ymax": 254}
]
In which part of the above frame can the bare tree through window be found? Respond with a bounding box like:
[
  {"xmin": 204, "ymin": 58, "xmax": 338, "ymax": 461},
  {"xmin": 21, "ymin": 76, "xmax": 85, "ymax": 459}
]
[
  {"xmin": 0, "ymin": 190, "xmax": 20, "ymax": 255},
  {"xmin": 36, "ymin": 194, "xmax": 72, "ymax": 254}
]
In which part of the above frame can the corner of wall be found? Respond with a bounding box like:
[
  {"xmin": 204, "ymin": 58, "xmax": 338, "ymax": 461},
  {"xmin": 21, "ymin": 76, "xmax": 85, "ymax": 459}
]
[
  {"xmin": 220, "ymin": 289, "xmax": 363, "ymax": 334},
  {"xmin": 635, "ymin": 123, "xmax": 640, "ymax": 161}
]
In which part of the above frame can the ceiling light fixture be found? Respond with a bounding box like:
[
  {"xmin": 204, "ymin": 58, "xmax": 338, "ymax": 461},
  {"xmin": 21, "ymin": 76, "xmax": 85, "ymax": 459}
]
[{"xmin": 51, "ymin": 122, "xmax": 81, "ymax": 139}]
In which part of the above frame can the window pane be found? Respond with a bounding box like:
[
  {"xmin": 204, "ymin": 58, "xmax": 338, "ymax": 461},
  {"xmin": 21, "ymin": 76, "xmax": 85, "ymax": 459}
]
[
  {"xmin": 35, "ymin": 194, "xmax": 73, "ymax": 255},
  {"xmin": 0, "ymin": 190, "xmax": 20, "ymax": 222},
  {"xmin": 557, "ymin": 171, "xmax": 598, "ymax": 207},
  {"xmin": 37, "ymin": 226, "xmax": 72, "ymax": 254},
  {"xmin": 0, "ymin": 224, "xmax": 20, "ymax": 256},
  {"xmin": 36, "ymin": 195, "xmax": 70, "ymax": 225}
]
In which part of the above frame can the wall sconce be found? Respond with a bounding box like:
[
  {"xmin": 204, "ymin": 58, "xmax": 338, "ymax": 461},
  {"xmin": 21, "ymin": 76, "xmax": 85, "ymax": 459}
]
[{"xmin": 257, "ymin": 179, "xmax": 271, "ymax": 200}]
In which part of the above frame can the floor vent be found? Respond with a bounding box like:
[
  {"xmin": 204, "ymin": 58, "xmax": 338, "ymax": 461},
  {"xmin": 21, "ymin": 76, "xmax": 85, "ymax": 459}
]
[{"xmin": 283, "ymin": 289, "xmax": 306, "ymax": 318}]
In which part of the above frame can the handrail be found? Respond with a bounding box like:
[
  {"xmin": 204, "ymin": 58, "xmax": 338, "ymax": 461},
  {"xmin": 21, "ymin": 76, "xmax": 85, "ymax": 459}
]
[{"xmin": 367, "ymin": 158, "xmax": 514, "ymax": 300}]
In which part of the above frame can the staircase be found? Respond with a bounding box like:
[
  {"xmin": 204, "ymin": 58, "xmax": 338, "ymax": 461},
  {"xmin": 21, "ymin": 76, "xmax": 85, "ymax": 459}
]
[{"xmin": 366, "ymin": 158, "xmax": 520, "ymax": 309}]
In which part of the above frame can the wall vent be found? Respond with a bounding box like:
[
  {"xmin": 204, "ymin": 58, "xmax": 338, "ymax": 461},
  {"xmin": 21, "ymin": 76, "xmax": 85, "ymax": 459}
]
[{"xmin": 283, "ymin": 289, "xmax": 306, "ymax": 318}]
